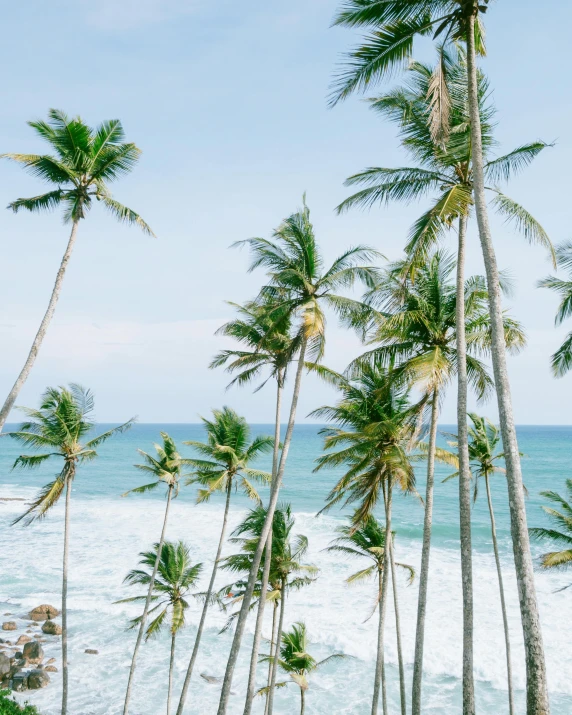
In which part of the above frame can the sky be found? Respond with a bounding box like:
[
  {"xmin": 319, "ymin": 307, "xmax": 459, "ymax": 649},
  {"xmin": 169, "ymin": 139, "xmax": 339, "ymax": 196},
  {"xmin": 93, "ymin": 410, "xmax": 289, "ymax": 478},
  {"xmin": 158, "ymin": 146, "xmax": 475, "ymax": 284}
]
[{"xmin": 1, "ymin": 0, "xmax": 571, "ymax": 425}]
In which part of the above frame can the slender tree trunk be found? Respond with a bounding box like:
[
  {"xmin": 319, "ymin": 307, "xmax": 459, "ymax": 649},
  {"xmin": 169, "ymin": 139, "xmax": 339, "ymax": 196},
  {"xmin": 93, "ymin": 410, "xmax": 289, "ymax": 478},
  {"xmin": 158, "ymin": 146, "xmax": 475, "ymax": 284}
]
[
  {"xmin": 389, "ymin": 535, "xmax": 406, "ymax": 715},
  {"xmin": 244, "ymin": 372, "xmax": 284, "ymax": 715},
  {"xmin": 217, "ymin": 337, "xmax": 308, "ymax": 715},
  {"xmin": 0, "ymin": 219, "xmax": 80, "ymax": 432},
  {"xmin": 123, "ymin": 485, "xmax": 173, "ymax": 715},
  {"xmin": 61, "ymin": 469, "xmax": 73, "ymax": 715},
  {"xmin": 372, "ymin": 568, "xmax": 384, "ymax": 715},
  {"xmin": 267, "ymin": 581, "xmax": 286, "ymax": 715},
  {"xmin": 300, "ymin": 687, "xmax": 305, "ymax": 715},
  {"xmin": 485, "ymin": 474, "xmax": 515, "ymax": 715},
  {"xmin": 456, "ymin": 213, "xmax": 475, "ymax": 715},
  {"xmin": 380, "ymin": 480, "xmax": 392, "ymax": 715},
  {"xmin": 466, "ymin": 16, "xmax": 549, "ymax": 714},
  {"xmin": 167, "ymin": 633, "xmax": 176, "ymax": 715},
  {"xmin": 412, "ymin": 386, "xmax": 439, "ymax": 715},
  {"xmin": 264, "ymin": 601, "xmax": 279, "ymax": 715},
  {"xmin": 175, "ymin": 481, "xmax": 233, "ymax": 715}
]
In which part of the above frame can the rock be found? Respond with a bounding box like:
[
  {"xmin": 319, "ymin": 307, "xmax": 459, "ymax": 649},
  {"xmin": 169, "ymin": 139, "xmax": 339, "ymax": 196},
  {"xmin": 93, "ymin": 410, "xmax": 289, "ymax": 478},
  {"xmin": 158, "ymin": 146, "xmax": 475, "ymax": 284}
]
[
  {"xmin": 2, "ymin": 622, "xmax": 17, "ymax": 631},
  {"xmin": 23, "ymin": 641, "xmax": 43, "ymax": 664},
  {"xmin": 16, "ymin": 635, "xmax": 31, "ymax": 646},
  {"xmin": 29, "ymin": 605, "xmax": 60, "ymax": 622},
  {"xmin": 200, "ymin": 673, "xmax": 222, "ymax": 684},
  {"xmin": 14, "ymin": 651, "xmax": 23, "ymax": 660},
  {"xmin": 0, "ymin": 653, "xmax": 10, "ymax": 678},
  {"xmin": 3, "ymin": 613, "xmax": 12, "ymax": 616},
  {"xmin": 42, "ymin": 620, "xmax": 62, "ymax": 636},
  {"xmin": 46, "ymin": 657, "xmax": 56, "ymax": 665},
  {"xmin": 28, "ymin": 669, "xmax": 50, "ymax": 690},
  {"xmin": 11, "ymin": 672, "xmax": 28, "ymax": 691},
  {"xmin": 45, "ymin": 665, "xmax": 58, "ymax": 673},
  {"xmin": 84, "ymin": 649, "xmax": 98, "ymax": 655}
]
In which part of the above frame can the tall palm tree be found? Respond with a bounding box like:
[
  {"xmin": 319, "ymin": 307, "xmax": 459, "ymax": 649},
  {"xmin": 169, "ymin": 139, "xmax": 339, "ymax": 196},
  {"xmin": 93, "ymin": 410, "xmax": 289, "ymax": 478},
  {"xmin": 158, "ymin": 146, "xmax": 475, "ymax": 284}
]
[
  {"xmin": 530, "ymin": 480, "xmax": 572, "ymax": 589},
  {"xmin": 8, "ymin": 384, "xmax": 133, "ymax": 715},
  {"xmin": 326, "ymin": 515, "xmax": 414, "ymax": 715},
  {"xmin": 0, "ymin": 109, "xmax": 153, "ymax": 432},
  {"xmin": 538, "ymin": 241, "xmax": 572, "ymax": 377},
  {"xmin": 329, "ymin": 3, "xmax": 551, "ymax": 711},
  {"xmin": 217, "ymin": 197, "xmax": 379, "ymax": 714},
  {"xmin": 175, "ymin": 408, "xmax": 273, "ymax": 715},
  {"xmin": 122, "ymin": 433, "xmax": 191, "ymax": 715},
  {"xmin": 259, "ymin": 622, "xmax": 348, "ymax": 715},
  {"xmin": 117, "ymin": 541, "xmax": 202, "ymax": 715}
]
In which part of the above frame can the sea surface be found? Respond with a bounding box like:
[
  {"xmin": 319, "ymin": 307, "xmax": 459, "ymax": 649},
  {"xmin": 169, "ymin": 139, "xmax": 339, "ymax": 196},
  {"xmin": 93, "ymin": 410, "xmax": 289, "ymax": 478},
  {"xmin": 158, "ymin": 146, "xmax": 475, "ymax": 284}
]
[{"xmin": 0, "ymin": 423, "xmax": 571, "ymax": 714}]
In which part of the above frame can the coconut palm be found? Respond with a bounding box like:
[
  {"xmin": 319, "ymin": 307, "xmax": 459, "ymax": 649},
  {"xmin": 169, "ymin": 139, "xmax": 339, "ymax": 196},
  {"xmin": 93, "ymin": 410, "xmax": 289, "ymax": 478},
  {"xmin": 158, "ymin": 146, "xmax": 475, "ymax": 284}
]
[
  {"xmin": 326, "ymin": 515, "xmax": 414, "ymax": 715},
  {"xmin": 0, "ymin": 109, "xmax": 153, "ymax": 432},
  {"xmin": 122, "ymin": 433, "xmax": 191, "ymax": 715},
  {"xmin": 530, "ymin": 480, "xmax": 572, "ymax": 590},
  {"xmin": 117, "ymin": 541, "xmax": 202, "ymax": 715},
  {"xmin": 329, "ymin": 2, "xmax": 551, "ymax": 710},
  {"xmin": 217, "ymin": 198, "xmax": 380, "ymax": 714},
  {"xmin": 538, "ymin": 241, "xmax": 572, "ymax": 377},
  {"xmin": 259, "ymin": 622, "xmax": 348, "ymax": 715},
  {"xmin": 175, "ymin": 408, "xmax": 273, "ymax": 714},
  {"xmin": 8, "ymin": 384, "xmax": 133, "ymax": 715}
]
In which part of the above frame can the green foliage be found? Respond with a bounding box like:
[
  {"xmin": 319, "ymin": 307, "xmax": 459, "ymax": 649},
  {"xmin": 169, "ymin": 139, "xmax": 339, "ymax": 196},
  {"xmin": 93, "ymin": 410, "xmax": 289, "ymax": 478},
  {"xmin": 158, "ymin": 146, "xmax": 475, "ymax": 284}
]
[
  {"xmin": 530, "ymin": 480, "xmax": 572, "ymax": 588},
  {"xmin": 538, "ymin": 241, "xmax": 572, "ymax": 376},
  {"xmin": 123, "ymin": 432, "xmax": 191, "ymax": 499},
  {"xmin": 0, "ymin": 690, "xmax": 40, "ymax": 714}
]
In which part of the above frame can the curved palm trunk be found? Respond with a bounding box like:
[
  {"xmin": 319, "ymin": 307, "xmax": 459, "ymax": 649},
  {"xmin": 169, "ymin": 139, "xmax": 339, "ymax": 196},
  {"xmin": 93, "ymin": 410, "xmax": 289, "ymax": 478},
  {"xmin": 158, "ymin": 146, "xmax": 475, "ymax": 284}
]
[
  {"xmin": 217, "ymin": 337, "xmax": 308, "ymax": 715},
  {"xmin": 412, "ymin": 386, "xmax": 439, "ymax": 714},
  {"xmin": 264, "ymin": 600, "xmax": 279, "ymax": 715},
  {"xmin": 244, "ymin": 372, "xmax": 284, "ymax": 715},
  {"xmin": 485, "ymin": 474, "xmax": 515, "ymax": 715},
  {"xmin": 167, "ymin": 633, "xmax": 176, "ymax": 715},
  {"xmin": 372, "ymin": 480, "xmax": 392, "ymax": 715},
  {"xmin": 456, "ymin": 213, "xmax": 475, "ymax": 715},
  {"xmin": 0, "ymin": 219, "xmax": 80, "ymax": 433},
  {"xmin": 389, "ymin": 535, "xmax": 406, "ymax": 715},
  {"xmin": 267, "ymin": 581, "xmax": 286, "ymax": 715},
  {"xmin": 300, "ymin": 687, "xmax": 305, "ymax": 715},
  {"xmin": 175, "ymin": 481, "xmax": 233, "ymax": 715},
  {"xmin": 466, "ymin": 17, "xmax": 549, "ymax": 715},
  {"xmin": 61, "ymin": 469, "xmax": 74, "ymax": 715},
  {"xmin": 123, "ymin": 484, "xmax": 173, "ymax": 715}
]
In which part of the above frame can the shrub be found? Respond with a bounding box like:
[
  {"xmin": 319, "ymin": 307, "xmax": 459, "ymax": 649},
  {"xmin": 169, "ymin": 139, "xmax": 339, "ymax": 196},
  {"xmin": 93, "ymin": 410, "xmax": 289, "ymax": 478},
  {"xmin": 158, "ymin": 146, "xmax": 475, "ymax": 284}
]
[{"xmin": 0, "ymin": 690, "xmax": 40, "ymax": 715}]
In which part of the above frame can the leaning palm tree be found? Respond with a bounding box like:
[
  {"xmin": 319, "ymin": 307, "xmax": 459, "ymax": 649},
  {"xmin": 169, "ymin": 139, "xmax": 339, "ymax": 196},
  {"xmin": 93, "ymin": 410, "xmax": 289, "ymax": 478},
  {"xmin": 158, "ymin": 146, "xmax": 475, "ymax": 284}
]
[
  {"xmin": 8, "ymin": 384, "xmax": 133, "ymax": 715},
  {"xmin": 217, "ymin": 198, "xmax": 380, "ymax": 714},
  {"xmin": 122, "ymin": 433, "xmax": 191, "ymax": 715},
  {"xmin": 259, "ymin": 622, "xmax": 348, "ymax": 715},
  {"xmin": 530, "ymin": 480, "xmax": 572, "ymax": 590},
  {"xmin": 175, "ymin": 408, "xmax": 273, "ymax": 715},
  {"xmin": 117, "ymin": 541, "xmax": 202, "ymax": 715},
  {"xmin": 326, "ymin": 515, "xmax": 414, "ymax": 715},
  {"xmin": 329, "ymin": 2, "xmax": 551, "ymax": 710},
  {"xmin": 0, "ymin": 109, "xmax": 153, "ymax": 432},
  {"xmin": 538, "ymin": 241, "xmax": 572, "ymax": 377}
]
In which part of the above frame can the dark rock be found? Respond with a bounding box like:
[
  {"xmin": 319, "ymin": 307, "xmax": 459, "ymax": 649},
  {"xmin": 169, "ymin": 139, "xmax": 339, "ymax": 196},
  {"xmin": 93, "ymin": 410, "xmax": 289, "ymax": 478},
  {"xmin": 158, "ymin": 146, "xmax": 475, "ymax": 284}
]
[
  {"xmin": 84, "ymin": 649, "xmax": 98, "ymax": 655},
  {"xmin": 28, "ymin": 669, "xmax": 50, "ymax": 690},
  {"xmin": 23, "ymin": 641, "xmax": 43, "ymax": 664},
  {"xmin": 14, "ymin": 651, "xmax": 23, "ymax": 660},
  {"xmin": 2, "ymin": 622, "xmax": 17, "ymax": 631},
  {"xmin": 0, "ymin": 653, "xmax": 10, "ymax": 678},
  {"xmin": 11, "ymin": 672, "xmax": 28, "ymax": 691},
  {"xmin": 29, "ymin": 605, "xmax": 60, "ymax": 622},
  {"xmin": 42, "ymin": 620, "xmax": 62, "ymax": 636}
]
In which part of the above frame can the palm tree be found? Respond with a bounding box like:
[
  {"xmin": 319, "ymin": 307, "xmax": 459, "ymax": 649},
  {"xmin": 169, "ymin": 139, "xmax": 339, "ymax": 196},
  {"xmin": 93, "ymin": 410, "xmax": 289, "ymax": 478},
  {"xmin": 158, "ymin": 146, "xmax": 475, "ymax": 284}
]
[
  {"xmin": 329, "ymin": 3, "xmax": 551, "ymax": 710},
  {"xmin": 217, "ymin": 197, "xmax": 379, "ymax": 714},
  {"xmin": 259, "ymin": 622, "xmax": 348, "ymax": 715},
  {"xmin": 175, "ymin": 408, "xmax": 273, "ymax": 715},
  {"xmin": 538, "ymin": 241, "xmax": 572, "ymax": 376},
  {"xmin": 0, "ymin": 109, "xmax": 153, "ymax": 432},
  {"xmin": 530, "ymin": 480, "xmax": 572, "ymax": 589},
  {"xmin": 8, "ymin": 384, "xmax": 133, "ymax": 715},
  {"xmin": 326, "ymin": 516, "xmax": 414, "ymax": 715},
  {"xmin": 122, "ymin": 433, "xmax": 191, "ymax": 715},
  {"xmin": 117, "ymin": 541, "xmax": 202, "ymax": 715}
]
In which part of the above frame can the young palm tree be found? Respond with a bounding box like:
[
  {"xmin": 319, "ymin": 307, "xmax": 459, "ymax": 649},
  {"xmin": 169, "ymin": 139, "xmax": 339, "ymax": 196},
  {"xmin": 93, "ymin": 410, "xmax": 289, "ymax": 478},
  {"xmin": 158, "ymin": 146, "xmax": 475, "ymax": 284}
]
[
  {"xmin": 217, "ymin": 198, "xmax": 379, "ymax": 714},
  {"xmin": 538, "ymin": 241, "xmax": 572, "ymax": 376},
  {"xmin": 117, "ymin": 541, "xmax": 202, "ymax": 715},
  {"xmin": 326, "ymin": 516, "xmax": 414, "ymax": 715},
  {"xmin": 329, "ymin": 3, "xmax": 551, "ymax": 711},
  {"xmin": 122, "ymin": 433, "xmax": 191, "ymax": 715},
  {"xmin": 175, "ymin": 408, "xmax": 273, "ymax": 715},
  {"xmin": 259, "ymin": 622, "xmax": 348, "ymax": 715},
  {"xmin": 8, "ymin": 384, "xmax": 133, "ymax": 715},
  {"xmin": 530, "ymin": 480, "xmax": 572, "ymax": 589},
  {"xmin": 0, "ymin": 109, "xmax": 153, "ymax": 432}
]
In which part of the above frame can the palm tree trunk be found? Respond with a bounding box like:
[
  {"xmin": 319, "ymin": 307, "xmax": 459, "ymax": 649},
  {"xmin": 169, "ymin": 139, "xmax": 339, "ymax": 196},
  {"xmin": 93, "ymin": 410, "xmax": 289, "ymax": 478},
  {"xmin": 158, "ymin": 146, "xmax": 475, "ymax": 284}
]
[
  {"xmin": 0, "ymin": 219, "xmax": 80, "ymax": 433},
  {"xmin": 389, "ymin": 535, "xmax": 406, "ymax": 715},
  {"xmin": 244, "ymin": 371, "xmax": 284, "ymax": 715},
  {"xmin": 412, "ymin": 385, "xmax": 439, "ymax": 715},
  {"xmin": 300, "ymin": 687, "xmax": 305, "ymax": 715},
  {"xmin": 123, "ymin": 484, "xmax": 173, "ymax": 715},
  {"xmin": 167, "ymin": 633, "xmax": 176, "ymax": 715},
  {"xmin": 61, "ymin": 469, "xmax": 73, "ymax": 715},
  {"xmin": 175, "ymin": 480, "xmax": 233, "ymax": 715},
  {"xmin": 466, "ymin": 17, "xmax": 549, "ymax": 715},
  {"xmin": 485, "ymin": 474, "xmax": 515, "ymax": 715},
  {"xmin": 372, "ymin": 568, "xmax": 384, "ymax": 715},
  {"xmin": 380, "ymin": 480, "xmax": 392, "ymax": 715},
  {"xmin": 267, "ymin": 581, "xmax": 286, "ymax": 715},
  {"xmin": 264, "ymin": 601, "xmax": 279, "ymax": 715},
  {"xmin": 217, "ymin": 337, "xmax": 308, "ymax": 715},
  {"xmin": 455, "ymin": 212, "xmax": 475, "ymax": 715}
]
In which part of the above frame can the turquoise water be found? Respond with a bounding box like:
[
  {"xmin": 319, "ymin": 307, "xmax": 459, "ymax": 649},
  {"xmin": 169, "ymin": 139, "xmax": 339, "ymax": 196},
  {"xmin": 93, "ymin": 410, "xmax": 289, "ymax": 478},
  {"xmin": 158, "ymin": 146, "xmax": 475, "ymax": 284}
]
[{"xmin": 1, "ymin": 423, "xmax": 570, "ymax": 714}]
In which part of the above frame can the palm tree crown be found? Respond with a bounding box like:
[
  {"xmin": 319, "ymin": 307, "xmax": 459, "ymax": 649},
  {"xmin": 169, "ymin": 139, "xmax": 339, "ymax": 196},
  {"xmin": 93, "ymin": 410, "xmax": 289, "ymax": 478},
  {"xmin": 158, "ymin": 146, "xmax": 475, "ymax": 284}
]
[
  {"xmin": 538, "ymin": 240, "xmax": 572, "ymax": 376},
  {"xmin": 123, "ymin": 432, "xmax": 191, "ymax": 499},
  {"xmin": 530, "ymin": 480, "xmax": 572, "ymax": 584}
]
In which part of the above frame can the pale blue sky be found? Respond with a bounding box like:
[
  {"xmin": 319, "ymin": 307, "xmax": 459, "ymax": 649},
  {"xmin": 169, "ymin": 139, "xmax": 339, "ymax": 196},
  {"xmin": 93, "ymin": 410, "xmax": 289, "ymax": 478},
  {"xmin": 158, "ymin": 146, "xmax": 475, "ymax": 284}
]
[{"xmin": 1, "ymin": 0, "xmax": 571, "ymax": 424}]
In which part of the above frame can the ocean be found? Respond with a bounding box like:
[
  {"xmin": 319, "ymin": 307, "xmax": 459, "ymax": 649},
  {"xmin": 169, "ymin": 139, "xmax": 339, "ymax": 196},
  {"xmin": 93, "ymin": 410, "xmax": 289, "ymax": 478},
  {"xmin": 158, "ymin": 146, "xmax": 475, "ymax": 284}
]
[{"xmin": 0, "ymin": 423, "xmax": 570, "ymax": 714}]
